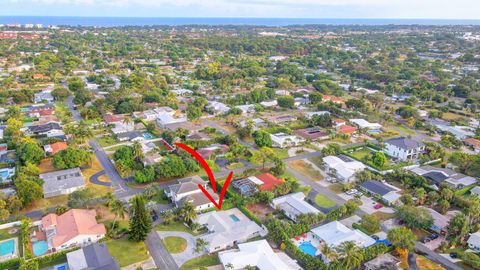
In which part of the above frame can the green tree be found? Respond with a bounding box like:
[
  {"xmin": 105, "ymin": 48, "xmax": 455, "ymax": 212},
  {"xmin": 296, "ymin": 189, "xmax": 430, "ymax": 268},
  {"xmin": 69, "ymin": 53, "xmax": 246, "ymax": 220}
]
[
  {"xmin": 52, "ymin": 147, "xmax": 92, "ymax": 169},
  {"xmin": 396, "ymin": 205, "xmax": 433, "ymax": 229},
  {"xmin": 277, "ymin": 96, "xmax": 295, "ymax": 108},
  {"xmin": 129, "ymin": 195, "xmax": 152, "ymax": 242},
  {"xmin": 180, "ymin": 201, "xmax": 197, "ymax": 224},
  {"xmin": 253, "ymin": 130, "xmax": 272, "ymax": 147},
  {"xmin": 372, "ymin": 152, "xmax": 387, "ymax": 168},
  {"xmin": 387, "ymin": 226, "xmax": 417, "ymax": 253},
  {"xmin": 15, "ymin": 179, "xmax": 43, "ymax": 206},
  {"xmin": 109, "ymin": 198, "xmax": 127, "ymax": 230},
  {"xmin": 18, "ymin": 141, "xmax": 44, "ymax": 165},
  {"xmin": 360, "ymin": 214, "xmax": 380, "ymax": 234}
]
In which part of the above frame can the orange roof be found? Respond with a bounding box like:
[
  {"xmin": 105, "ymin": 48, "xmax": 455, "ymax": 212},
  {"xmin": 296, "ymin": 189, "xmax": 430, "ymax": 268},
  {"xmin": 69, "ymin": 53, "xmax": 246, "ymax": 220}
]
[
  {"xmin": 334, "ymin": 118, "xmax": 346, "ymax": 124},
  {"xmin": 50, "ymin": 142, "xmax": 68, "ymax": 155},
  {"xmin": 465, "ymin": 138, "xmax": 480, "ymax": 148},
  {"xmin": 322, "ymin": 95, "xmax": 346, "ymax": 104},
  {"xmin": 338, "ymin": 125, "xmax": 357, "ymax": 134},
  {"xmin": 42, "ymin": 209, "xmax": 106, "ymax": 248},
  {"xmin": 256, "ymin": 173, "xmax": 285, "ymax": 191},
  {"xmin": 103, "ymin": 114, "xmax": 124, "ymax": 124}
]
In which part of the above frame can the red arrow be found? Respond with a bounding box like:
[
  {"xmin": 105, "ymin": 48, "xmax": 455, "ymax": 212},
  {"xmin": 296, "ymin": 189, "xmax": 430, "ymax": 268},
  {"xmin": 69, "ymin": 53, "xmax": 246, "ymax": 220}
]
[{"xmin": 174, "ymin": 143, "xmax": 233, "ymax": 210}]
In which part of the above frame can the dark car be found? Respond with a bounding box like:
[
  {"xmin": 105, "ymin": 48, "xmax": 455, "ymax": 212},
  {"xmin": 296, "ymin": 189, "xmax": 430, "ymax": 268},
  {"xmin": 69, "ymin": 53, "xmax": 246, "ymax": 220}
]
[
  {"xmin": 421, "ymin": 237, "xmax": 431, "ymax": 243},
  {"xmin": 371, "ymin": 235, "xmax": 380, "ymax": 240},
  {"xmin": 450, "ymin": 252, "xmax": 458, "ymax": 259},
  {"xmin": 430, "ymin": 233, "xmax": 439, "ymax": 240}
]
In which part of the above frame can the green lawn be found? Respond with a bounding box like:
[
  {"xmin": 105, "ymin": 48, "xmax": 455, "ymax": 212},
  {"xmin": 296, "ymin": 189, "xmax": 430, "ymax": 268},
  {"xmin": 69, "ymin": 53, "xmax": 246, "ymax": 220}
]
[
  {"xmin": 226, "ymin": 162, "xmax": 244, "ymax": 170},
  {"xmin": 97, "ymin": 136, "xmax": 119, "ymax": 147},
  {"xmin": 328, "ymin": 183, "xmax": 344, "ymax": 194},
  {"xmin": 348, "ymin": 148, "xmax": 372, "ymax": 160},
  {"xmin": 180, "ymin": 254, "xmax": 220, "ymax": 270},
  {"xmin": 154, "ymin": 190, "xmax": 170, "ymax": 204},
  {"xmin": 0, "ymin": 228, "xmax": 19, "ymax": 241},
  {"xmin": 106, "ymin": 238, "xmax": 150, "ymax": 267},
  {"xmin": 396, "ymin": 124, "xmax": 416, "ymax": 136},
  {"xmin": 155, "ymin": 222, "xmax": 203, "ymax": 236},
  {"xmin": 314, "ymin": 194, "xmax": 336, "ymax": 208},
  {"xmin": 288, "ymin": 160, "xmax": 324, "ymax": 181},
  {"xmin": 163, "ymin": 236, "xmax": 187, "ymax": 254},
  {"xmin": 308, "ymin": 156, "xmax": 324, "ymax": 168},
  {"xmin": 271, "ymin": 148, "xmax": 289, "ymax": 159}
]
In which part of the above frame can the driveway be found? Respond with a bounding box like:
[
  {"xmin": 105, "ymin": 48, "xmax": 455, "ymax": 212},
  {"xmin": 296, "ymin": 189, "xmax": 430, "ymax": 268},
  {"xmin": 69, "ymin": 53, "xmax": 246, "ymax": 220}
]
[
  {"xmin": 145, "ymin": 230, "xmax": 179, "ymax": 270},
  {"xmin": 157, "ymin": 231, "xmax": 207, "ymax": 267},
  {"xmin": 338, "ymin": 193, "xmax": 395, "ymax": 215},
  {"xmin": 89, "ymin": 170, "xmax": 111, "ymax": 187}
]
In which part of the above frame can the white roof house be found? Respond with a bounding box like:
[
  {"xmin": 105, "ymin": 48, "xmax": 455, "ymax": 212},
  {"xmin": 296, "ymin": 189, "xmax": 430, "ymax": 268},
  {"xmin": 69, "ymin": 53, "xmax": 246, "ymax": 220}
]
[
  {"xmin": 470, "ymin": 186, "xmax": 480, "ymax": 196},
  {"xmin": 322, "ymin": 155, "xmax": 367, "ymax": 182},
  {"xmin": 206, "ymin": 101, "xmax": 230, "ymax": 115},
  {"xmin": 304, "ymin": 111, "xmax": 330, "ymax": 119},
  {"xmin": 260, "ymin": 100, "xmax": 277, "ymax": 108},
  {"xmin": 219, "ymin": 239, "xmax": 302, "ymax": 270},
  {"xmin": 270, "ymin": 133, "xmax": 304, "ymax": 148},
  {"xmin": 468, "ymin": 231, "xmax": 480, "ymax": 252},
  {"xmin": 271, "ymin": 192, "xmax": 319, "ymax": 222},
  {"xmin": 194, "ymin": 208, "xmax": 267, "ymax": 253},
  {"xmin": 349, "ymin": 119, "xmax": 382, "ymax": 130},
  {"xmin": 156, "ymin": 113, "xmax": 187, "ymax": 129},
  {"xmin": 235, "ymin": 104, "xmax": 255, "ymax": 115},
  {"xmin": 311, "ymin": 221, "xmax": 376, "ymax": 248}
]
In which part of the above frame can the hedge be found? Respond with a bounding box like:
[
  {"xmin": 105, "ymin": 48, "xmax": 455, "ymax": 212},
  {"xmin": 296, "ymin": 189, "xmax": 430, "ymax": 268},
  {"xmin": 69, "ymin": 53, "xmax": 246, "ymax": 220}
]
[
  {"xmin": 238, "ymin": 205, "xmax": 262, "ymax": 225},
  {"xmin": 36, "ymin": 247, "xmax": 79, "ymax": 268},
  {"xmin": 0, "ymin": 258, "xmax": 20, "ymax": 270}
]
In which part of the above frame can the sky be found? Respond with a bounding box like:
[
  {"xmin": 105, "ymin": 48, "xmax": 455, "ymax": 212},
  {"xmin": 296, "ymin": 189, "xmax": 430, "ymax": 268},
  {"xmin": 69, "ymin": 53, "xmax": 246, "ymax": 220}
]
[{"xmin": 1, "ymin": 0, "xmax": 480, "ymax": 19}]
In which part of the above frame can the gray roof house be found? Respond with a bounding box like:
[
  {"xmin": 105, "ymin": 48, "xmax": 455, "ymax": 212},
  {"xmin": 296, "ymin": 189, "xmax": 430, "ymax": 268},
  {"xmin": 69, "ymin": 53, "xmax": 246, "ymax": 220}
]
[
  {"xmin": 364, "ymin": 253, "xmax": 401, "ymax": 270},
  {"xmin": 410, "ymin": 166, "xmax": 477, "ymax": 189},
  {"xmin": 165, "ymin": 175, "xmax": 219, "ymax": 211},
  {"xmin": 384, "ymin": 137, "xmax": 425, "ymax": 161},
  {"xmin": 66, "ymin": 243, "xmax": 120, "ymax": 270},
  {"xmin": 40, "ymin": 168, "xmax": 86, "ymax": 198}
]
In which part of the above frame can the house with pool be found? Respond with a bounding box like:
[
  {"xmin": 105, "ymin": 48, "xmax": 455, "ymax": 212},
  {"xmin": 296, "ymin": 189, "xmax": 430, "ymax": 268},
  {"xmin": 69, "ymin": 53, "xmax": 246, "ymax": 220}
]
[
  {"xmin": 194, "ymin": 208, "xmax": 267, "ymax": 253},
  {"xmin": 31, "ymin": 209, "xmax": 106, "ymax": 256}
]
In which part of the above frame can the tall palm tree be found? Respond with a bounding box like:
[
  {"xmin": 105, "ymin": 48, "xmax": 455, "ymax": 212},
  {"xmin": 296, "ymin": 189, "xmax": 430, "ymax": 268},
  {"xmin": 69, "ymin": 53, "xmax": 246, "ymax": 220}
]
[
  {"xmin": 336, "ymin": 241, "xmax": 363, "ymax": 270},
  {"xmin": 132, "ymin": 141, "xmax": 144, "ymax": 161},
  {"xmin": 109, "ymin": 198, "xmax": 127, "ymax": 230},
  {"xmin": 143, "ymin": 184, "xmax": 159, "ymax": 200},
  {"xmin": 160, "ymin": 210, "xmax": 175, "ymax": 224},
  {"xmin": 194, "ymin": 238, "xmax": 209, "ymax": 254},
  {"xmin": 180, "ymin": 202, "xmax": 197, "ymax": 224},
  {"xmin": 320, "ymin": 243, "xmax": 338, "ymax": 263}
]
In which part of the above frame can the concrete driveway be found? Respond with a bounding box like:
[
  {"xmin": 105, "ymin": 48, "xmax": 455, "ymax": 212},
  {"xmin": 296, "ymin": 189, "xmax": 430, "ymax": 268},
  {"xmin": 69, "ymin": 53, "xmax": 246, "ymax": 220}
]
[
  {"xmin": 339, "ymin": 193, "xmax": 395, "ymax": 215},
  {"xmin": 157, "ymin": 231, "xmax": 207, "ymax": 267}
]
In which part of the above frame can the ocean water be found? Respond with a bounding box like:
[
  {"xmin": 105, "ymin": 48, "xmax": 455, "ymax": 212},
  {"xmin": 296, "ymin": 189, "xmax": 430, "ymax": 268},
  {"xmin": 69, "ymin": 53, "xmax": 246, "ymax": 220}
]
[{"xmin": 1, "ymin": 16, "xmax": 480, "ymax": 27}]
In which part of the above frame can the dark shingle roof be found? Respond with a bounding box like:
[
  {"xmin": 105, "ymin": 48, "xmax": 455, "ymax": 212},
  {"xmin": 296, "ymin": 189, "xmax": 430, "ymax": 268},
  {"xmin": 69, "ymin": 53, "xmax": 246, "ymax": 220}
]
[
  {"xmin": 385, "ymin": 137, "xmax": 424, "ymax": 150},
  {"xmin": 28, "ymin": 122, "xmax": 61, "ymax": 133},
  {"xmin": 83, "ymin": 243, "xmax": 120, "ymax": 270},
  {"xmin": 422, "ymin": 171, "xmax": 448, "ymax": 184},
  {"xmin": 359, "ymin": 180, "xmax": 395, "ymax": 196}
]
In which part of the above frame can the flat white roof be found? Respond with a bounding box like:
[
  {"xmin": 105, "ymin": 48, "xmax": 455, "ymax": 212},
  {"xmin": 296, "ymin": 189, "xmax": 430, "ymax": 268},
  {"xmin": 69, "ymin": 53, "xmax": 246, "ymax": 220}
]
[{"xmin": 311, "ymin": 221, "xmax": 376, "ymax": 248}]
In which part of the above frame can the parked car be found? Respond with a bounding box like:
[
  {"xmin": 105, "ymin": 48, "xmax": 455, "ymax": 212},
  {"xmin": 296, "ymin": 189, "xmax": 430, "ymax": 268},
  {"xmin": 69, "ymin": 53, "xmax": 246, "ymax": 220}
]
[
  {"xmin": 371, "ymin": 235, "xmax": 380, "ymax": 240},
  {"xmin": 430, "ymin": 233, "xmax": 439, "ymax": 240},
  {"xmin": 421, "ymin": 237, "xmax": 431, "ymax": 243},
  {"xmin": 374, "ymin": 203, "xmax": 383, "ymax": 209},
  {"xmin": 346, "ymin": 189, "xmax": 358, "ymax": 195},
  {"xmin": 450, "ymin": 252, "xmax": 458, "ymax": 259}
]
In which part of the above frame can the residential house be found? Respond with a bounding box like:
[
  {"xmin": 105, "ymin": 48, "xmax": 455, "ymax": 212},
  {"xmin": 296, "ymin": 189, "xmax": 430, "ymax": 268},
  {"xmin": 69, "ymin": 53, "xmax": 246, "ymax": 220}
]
[
  {"xmin": 26, "ymin": 122, "xmax": 63, "ymax": 137},
  {"xmin": 44, "ymin": 142, "xmax": 68, "ymax": 156},
  {"xmin": 470, "ymin": 186, "xmax": 480, "ymax": 196},
  {"xmin": 156, "ymin": 113, "xmax": 187, "ymax": 129},
  {"xmin": 197, "ymin": 144, "xmax": 229, "ymax": 160},
  {"xmin": 349, "ymin": 119, "xmax": 382, "ymax": 130},
  {"xmin": 0, "ymin": 167, "xmax": 15, "ymax": 183},
  {"xmin": 34, "ymin": 90, "xmax": 54, "ymax": 103},
  {"xmin": 467, "ymin": 231, "xmax": 480, "ymax": 252},
  {"xmin": 40, "ymin": 209, "xmax": 106, "ymax": 251},
  {"xmin": 239, "ymin": 118, "xmax": 266, "ymax": 130},
  {"xmin": 337, "ymin": 124, "xmax": 357, "ymax": 135},
  {"xmin": 410, "ymin": 166, "xmax": 477, "ymax": 189},
  {"xmin": 218, "ymin": 240, "xmax": 302, "ymax": 270},
  {"xmin": 311, "ymin": 221, "xmax": 376, "ymax": 248},
  {"xmin": 419, "ymin": 207, "xmax": 450, "ymax": 234},
  {"xmin": 142, "ymin": 152, "xmax": 163, "ymax": 166},
  {"xmin": 28, "ymin": 107, "xmax": 55, "ymax": 118},
  {"xmin": 465, "ymin": 138, "xmax": 480, "ymax": 153},
  {"xmin": 111, "ymin": 121, "xmax": 135, "ymax": 135},
  {"xmin": 40, "ymin": 168, "xmax": 86, "ymax": 198},
  {"xmin": 103, "ymin": 114, "xmax": 124, "ymax": 125},
  {"xmin": 383, "ymin": 137, "xmax": 425, "ymax": 161},
  {"xmin": 294, "ymin": 127, "xmax": 329, "ymax": 141},
  {"xmin": 260, "ymin": 100, "xmax": 277, "ymax": 108},
  {"xmin": 359, "ymin": 180, "xmax": 402, "ymax": 205},
  {"xmin": 304, "ymin": 111, "xmax": 330, "ymax": 119},
  {"xmin": 364, "ymin": 253, "xmax": 401, "ymax": 270},
  {"xmin": 186, "ymin": 132, "xmax": 211, "ymax": 141},
  {"xmin": 116, "ymin": 131, "xmax": 144, "ymax": 142},
  {"xmin": 194, "ymin": 208, "xmax": 267, "ymax": 253},
  {"xmin": 333, "ymin": 119, "xmax": 346, "ymax": 127},
  {"xmin": 66, "ymin": 243, "xmax": 120, "ymax": 270},
  {"xmin": 271, "ymin": 192, "xmax": 320, "ymax": 222},
  {"xmin": 206, "ymin": 101, "xmax": 230, "ymax": 115},
  {"xmin": 233, "ymin": 173, "xmax": 284, "ymax": 196},
  {"xmin": 322, "ymin": 155, "xmax": 367, "ymax": 182},
  {"xmin": 234, "ymin": 104, "xmax": 255, "ymax": 115},
  {"xmin": 270, "ymin": 132, "xmax": 304, "ymax": 148},
  {"xmin": 165, "ymin": 175, "xmax": 219, "ymax": 211},
  {"xmin": 322, "ymin": 95, "xmax": 346, "ymax": 104}
]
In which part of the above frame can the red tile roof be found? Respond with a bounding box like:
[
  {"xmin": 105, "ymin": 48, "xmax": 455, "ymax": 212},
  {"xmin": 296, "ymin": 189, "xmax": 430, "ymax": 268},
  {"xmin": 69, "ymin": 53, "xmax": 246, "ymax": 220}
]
[
  {"xmin": 256, "ymin": 173, "xmax": 285, "ymax": 191},
  {"xmin": 50, "ymin": 142, "xmax": 68, "ymax": 155},
  {"xmin": 338, "ymin": 125, "xmax": 357, "ymax": 134},
  {"xmin": 465, "ymin": 138, "xmax": 480, "ymax": 148},
  {"xmin": 103, "ymin": 114, "xmax": 124, "ymax": 124}
]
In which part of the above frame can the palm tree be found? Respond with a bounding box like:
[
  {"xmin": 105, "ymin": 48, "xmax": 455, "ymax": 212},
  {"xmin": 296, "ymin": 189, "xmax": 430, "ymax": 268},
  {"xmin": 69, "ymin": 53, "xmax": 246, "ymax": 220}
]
[
  {"xmin": 320, "ymin": 243, "xmax": 338, "ymax": 263},
  {"xmin": 143, "ymin": 184, "xmax": 159, "ymax": 200},
  {"xmin": 109, "ymin": 198, "xmax": 127, "ymax": 230},
  {"xmin": 194, "ymin": 238, "xmax": 209, "ymax": 254},
  {"xmin": 336, "ymin": 241, "xmax": 363, "ymax": 270},
  {"xmin": 132, "ymin": 141, "xmax": 144, "ymax": 161},
  {"xmin": 160, "ymin": 210, "xmax": 175, "ymax": 224},
  {"xmin": 180, "ymin": 202, "xmax": 197, "ymax": 224}
]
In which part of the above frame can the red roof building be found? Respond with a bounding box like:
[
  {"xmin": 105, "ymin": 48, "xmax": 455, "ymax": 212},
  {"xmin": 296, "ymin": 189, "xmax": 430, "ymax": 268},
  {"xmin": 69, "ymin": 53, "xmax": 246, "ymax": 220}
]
[
  {"xmin": 103, "ymin": 114, "xmax": 124, "ymax": 124},
  {"xmin": 0, "ymin": 32, "xmax": 17, "ymax": 39},
  {"xmin": 44, "ymin": 142, "xmax": 68, "ymax": 155},
  {"xmin": 322, "ymin": 95, "xmax": 346, "ymax": 104},
  {"xmin": 255, "ymin": 173, "xmax": 285, "ymax": 191},
  {"xmin": 338, "ymin": 125, "xmax": 357, "ymax": 134}
]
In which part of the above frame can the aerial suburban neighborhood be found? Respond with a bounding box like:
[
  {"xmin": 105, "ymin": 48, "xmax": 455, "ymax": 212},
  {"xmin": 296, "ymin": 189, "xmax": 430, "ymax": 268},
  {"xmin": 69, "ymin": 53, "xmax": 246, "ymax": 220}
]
[{"xmin": 0, "ymin": 11, "xmax": 479, "ymax": 270}]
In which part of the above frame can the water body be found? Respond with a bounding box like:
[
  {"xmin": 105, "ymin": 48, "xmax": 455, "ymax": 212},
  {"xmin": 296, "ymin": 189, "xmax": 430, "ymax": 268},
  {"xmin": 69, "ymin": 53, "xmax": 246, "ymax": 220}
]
[{"xmin": 1, "ymin": 16, "xmax": 480, "ymax": 27}]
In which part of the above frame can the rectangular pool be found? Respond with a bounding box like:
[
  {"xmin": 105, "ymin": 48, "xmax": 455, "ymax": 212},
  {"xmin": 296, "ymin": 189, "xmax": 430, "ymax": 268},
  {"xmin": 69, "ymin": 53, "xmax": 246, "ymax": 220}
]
[
  {"xmin": 229, "ymin": 214, "xmax": 240, "ymax": 222},
  {"xmin": 0, "ymin": 239, "xmax": 15, "ymax": 256}
]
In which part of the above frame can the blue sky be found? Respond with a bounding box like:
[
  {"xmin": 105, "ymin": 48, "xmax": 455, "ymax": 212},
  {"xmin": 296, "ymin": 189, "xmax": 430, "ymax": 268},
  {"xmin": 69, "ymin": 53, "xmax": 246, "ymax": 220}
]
[{"xmin": 1, "ymin": 0, "xmax": 479, "ymax": 19}]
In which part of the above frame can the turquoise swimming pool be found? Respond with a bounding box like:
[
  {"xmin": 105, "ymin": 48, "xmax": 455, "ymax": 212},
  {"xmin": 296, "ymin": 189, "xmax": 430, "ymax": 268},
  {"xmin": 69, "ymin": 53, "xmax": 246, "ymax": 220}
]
[
  {"xmin": 0, "ymin": 239, "xmax": 15, "ymax": 256},
  {"xmin": 143, "ymin": 133, "xmax": 154, "ymax": 139},
  {"xmin": 299, "ymin": 242, "xmax": 317, "ymax": 257},
  {"xmin": 32, "ymin": 240, "xmax": 48, "ymax": 256},
  {"xmin": 229, "ymin": 214, "xmax": 240, "ymax": 222},
  {"xmin": 368, "ymin": 129, "xmax": 382, "ymax": 134}
]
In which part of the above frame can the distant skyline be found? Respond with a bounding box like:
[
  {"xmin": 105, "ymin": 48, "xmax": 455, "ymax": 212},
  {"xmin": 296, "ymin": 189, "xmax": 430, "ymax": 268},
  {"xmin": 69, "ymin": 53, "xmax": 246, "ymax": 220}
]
[{"xmin": 1, "ymin": 0, "xmax": 480, "ymax": 20}]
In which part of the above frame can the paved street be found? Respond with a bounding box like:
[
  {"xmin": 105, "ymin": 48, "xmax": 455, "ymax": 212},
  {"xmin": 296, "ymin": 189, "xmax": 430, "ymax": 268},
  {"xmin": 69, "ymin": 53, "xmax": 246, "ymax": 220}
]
[
  {"xmin": 416, "ymin": 243, "xmax": 463, "ymax": 270},
  {"xmin": 146, "ymin": 229, "xmax": 179, "ymax": 270}
]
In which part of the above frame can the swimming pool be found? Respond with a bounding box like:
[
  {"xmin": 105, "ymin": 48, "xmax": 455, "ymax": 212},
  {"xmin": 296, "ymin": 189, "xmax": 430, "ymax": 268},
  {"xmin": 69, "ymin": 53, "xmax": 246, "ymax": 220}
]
[
  {"xmin": 368, "ymin": 129, "xmax": 382, "ymax": 134},
  {"xmin": 299, "ymin": 242, "xmax": 317, "ymax": 257},
  {"xmin": 143, "ymin": 133, "xmax": 154, "ymax": 139},
  {"xmin": 0, "ymin": 170, "xmax": 9, "ymax": 180},
  {"xmin": 54, "ymin": 263, "xmax": 68, "ymax": 270},
  {"xmin": 229, "ymin": 214, "xmax": 240, "ymax": 222},
  {"xmin": 0, "ymin": 239, "xmax": 15, "ymax": 256},
  {"xmin": 32, "ymin": 240, "xmax": 48, "ymax": 256}
]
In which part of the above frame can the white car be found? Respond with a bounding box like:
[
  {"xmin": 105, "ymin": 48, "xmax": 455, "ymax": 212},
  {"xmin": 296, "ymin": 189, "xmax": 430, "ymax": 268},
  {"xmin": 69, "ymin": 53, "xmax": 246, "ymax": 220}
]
[{"xmin": 346, "ymin": 189, "xmax": 358, "ymax": 195}]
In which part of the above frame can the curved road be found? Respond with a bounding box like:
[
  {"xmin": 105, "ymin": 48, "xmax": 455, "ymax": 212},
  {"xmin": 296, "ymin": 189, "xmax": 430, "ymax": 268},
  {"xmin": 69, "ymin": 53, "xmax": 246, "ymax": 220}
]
[{"xmin": 89, "ymin": 170, "xmax": 111, "ymax": 187}]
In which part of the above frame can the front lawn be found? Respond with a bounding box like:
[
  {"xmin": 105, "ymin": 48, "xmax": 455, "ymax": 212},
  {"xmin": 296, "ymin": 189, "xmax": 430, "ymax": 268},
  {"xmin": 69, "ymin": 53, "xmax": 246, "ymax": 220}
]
[
  {"xmin": 416, "ymin": 255, "xmax": 445, "ymax": 270},
  {"xmin": 226, "ymin": 162, "xmax": 244, "ymax": 170},
  {"xmin": 271, "ymin": 148, "xmax": 289, "ymax": 159},
  {"xmin": 288, "ymin": 160, "xmax": 323, "ymax": 181},
  {"xmin": 328, "ymin": 183, "xmax": 344, "ymax": 194},
  {"xmin": 180, "ymin": 254, "xmax": 220, "ymax": 270},
  {"xmin": 163, "ymin": 236, "xmax": 187, "ymax": 254},
  {"xmin": 97, "ymin": 136, "xmax": 119, "ymax": 147},
  {"xmin": 106, "ymin": 238, "xmax": 150, "ymax": 267},
  {"xmin": 314, "ymin": 194, "xmax": 336, "ymax": 208}
]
